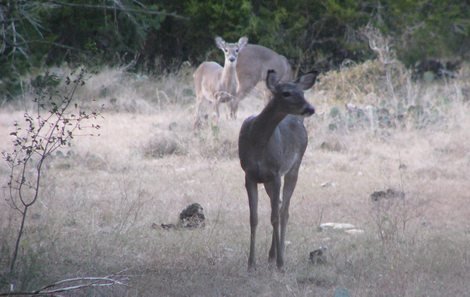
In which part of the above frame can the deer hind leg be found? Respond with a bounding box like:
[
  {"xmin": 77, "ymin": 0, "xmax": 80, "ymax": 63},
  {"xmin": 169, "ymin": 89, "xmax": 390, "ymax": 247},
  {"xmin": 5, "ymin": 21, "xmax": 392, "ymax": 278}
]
[
  {"xmin": 234, "ymin": 74, "xmax": 259, "ymax": 119},
  {"xmin": 245, "ymin": 176, "xmax": 259, "ymax": 271},
  {"xmin": 211, "ymin": 96, "xmax": 221, "ymax": 126},
  {"xmin": 193, "ymin": 95, "xmax": 206, "ymax": 129},
  {"xmin": 264, "ymin": 176, "xmax": 283, "ymax": 268}
]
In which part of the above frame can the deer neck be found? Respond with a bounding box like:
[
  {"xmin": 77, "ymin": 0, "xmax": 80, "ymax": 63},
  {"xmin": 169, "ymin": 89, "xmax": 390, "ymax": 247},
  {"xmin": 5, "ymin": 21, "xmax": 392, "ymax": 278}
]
[
  {"xmin": 250, "ymin": 99, "xmax": 287, "ymax": 149},
  {"xmin": 220, "ymin": 61, "xmax": 237, "ymax": 93}
]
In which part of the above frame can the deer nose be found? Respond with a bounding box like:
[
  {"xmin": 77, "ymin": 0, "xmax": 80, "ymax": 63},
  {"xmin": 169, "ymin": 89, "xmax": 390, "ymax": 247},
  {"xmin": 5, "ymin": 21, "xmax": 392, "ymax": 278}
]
[
  {"xmin": 229, "ymin": 56, "xmax": 236, "ymax": 63},
  {"xmin": 302, "ymin": 104, "xmax": 315, "ymax": 116}
]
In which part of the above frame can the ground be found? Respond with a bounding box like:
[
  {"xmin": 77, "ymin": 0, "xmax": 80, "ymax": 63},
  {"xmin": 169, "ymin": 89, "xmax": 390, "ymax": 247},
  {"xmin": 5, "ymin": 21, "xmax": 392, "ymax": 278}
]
[{"xmin": 1, "ymin": 63, "xmax": 470, "ymax": 296}]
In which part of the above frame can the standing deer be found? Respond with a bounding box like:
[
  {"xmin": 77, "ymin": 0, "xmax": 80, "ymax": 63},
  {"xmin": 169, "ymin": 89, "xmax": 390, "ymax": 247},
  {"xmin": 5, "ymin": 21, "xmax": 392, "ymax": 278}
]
[
  {"xmin": 230, "ymin": 40, "xmax": 294, "ymax": 119},
  {"xmin": 193, "ymin": 36, "xmax": 248, "ymax": 129},
  {"xmin": 238, "ymin": 69, "xmax": 317, "ymax": 270}
]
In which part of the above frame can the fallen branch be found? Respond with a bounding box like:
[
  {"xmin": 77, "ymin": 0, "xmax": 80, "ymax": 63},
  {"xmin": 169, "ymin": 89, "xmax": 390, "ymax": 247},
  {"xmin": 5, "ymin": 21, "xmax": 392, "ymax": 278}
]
[{"xmin": 0, "ymin": 275, "xmax": 128, "ymax": 296}]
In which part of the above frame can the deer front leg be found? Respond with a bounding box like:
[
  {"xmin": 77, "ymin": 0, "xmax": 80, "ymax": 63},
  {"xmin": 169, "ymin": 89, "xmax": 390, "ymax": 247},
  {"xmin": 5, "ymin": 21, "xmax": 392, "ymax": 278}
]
[
  {"xmin": 213, "ymin": 100, "xmax": 221, "ymax": 126},
  {"xmin": 229, "ymin": 97, "xmax": 240, "ymax": 119},
  {"xmin": 209, "ymin": 92, "xmax": 223, "ymax": 126},
  {"xmin": 264, "ymin": 176, "xmax": 283, "ymax": 268},
  {"xmin": 264, "ymin": 180, "xmax": 278, "ymax": 263},
  {"xmin": 245, "ymin": 176, "xmax": 258, "ymax": 271},
  {"xmin": 279, "ymin": 166, "xmax": 300, "ymax": 263}
]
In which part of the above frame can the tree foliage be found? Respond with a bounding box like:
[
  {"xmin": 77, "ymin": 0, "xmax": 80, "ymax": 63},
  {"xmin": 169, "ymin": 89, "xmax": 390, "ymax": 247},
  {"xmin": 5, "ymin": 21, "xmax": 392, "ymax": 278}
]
[{"xmin": 1, "ymin": 0, "xmax": 469, "ymax": 101}]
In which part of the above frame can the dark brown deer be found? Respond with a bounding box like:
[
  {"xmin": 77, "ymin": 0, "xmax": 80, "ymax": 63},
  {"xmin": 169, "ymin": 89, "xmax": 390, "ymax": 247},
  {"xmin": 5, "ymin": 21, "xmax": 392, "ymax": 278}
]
[{"xmin": 238, "ymin": 69, "xmax": 317, "ymax": 270}]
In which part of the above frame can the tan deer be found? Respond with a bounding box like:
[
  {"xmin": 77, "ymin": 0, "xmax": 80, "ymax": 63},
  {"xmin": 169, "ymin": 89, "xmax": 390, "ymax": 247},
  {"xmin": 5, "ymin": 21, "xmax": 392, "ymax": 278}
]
[
  {"xmin": 193, "ymin": 36, "xmax": 248, "ymax": 129},
  {"xmin": 229, "ymin": 40, "xmax": 294, "ymax": 119},
  {"xmin": 238, "ymin": 69, "xmax": 317, "ymax": 270}
]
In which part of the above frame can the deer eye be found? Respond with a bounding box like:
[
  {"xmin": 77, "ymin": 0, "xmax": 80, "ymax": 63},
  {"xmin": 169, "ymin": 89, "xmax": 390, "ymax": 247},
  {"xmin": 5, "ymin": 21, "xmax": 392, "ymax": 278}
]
[
  {"xmin": 235, "ymin": 49, "xmax": 239, "ymax": 53},
  {"xmin": 282, "ymin": 92, "xmax": 291, "ymax": 97}
]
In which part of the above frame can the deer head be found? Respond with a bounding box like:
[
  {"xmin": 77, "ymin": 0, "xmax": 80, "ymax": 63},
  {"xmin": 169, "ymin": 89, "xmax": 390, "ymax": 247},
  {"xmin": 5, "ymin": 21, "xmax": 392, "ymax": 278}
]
[
  {"xmin": 215, "ymin": 36, "xmax": 248, "ymax": 65},
  {"xmin": 266, "ymin": 69, "xmax": 317, "ymax": 116}
]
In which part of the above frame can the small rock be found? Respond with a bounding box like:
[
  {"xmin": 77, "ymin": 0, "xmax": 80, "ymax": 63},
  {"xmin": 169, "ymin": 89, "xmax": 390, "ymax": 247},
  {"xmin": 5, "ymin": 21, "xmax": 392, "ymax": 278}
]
[
  {"xmin": 168, "ymin": 122, "xmax": 178, "ymax": 130},
  {"xmin": 179, "ymin": 203, "xmax": 205, "ymax": 228},
  {"xmin": 345, "ymin": 228, "xmax": 365, "ymax": 235},
  {"xmin": 160, "ymin": 223, "xmax": 177, "ymax": 230},
  {"xmin": 321, "ymin": 181, "xmax": 337, "ymax": 188},
  {"xmin": 334, "ymin": 287, "xmax": 350, "ymax": 297},
  {"xmin": 309, "ymin": 246, "xmax": 327, "ymax": 265},
  {"xmin": 156, "ymin": 203, "xmax": 206, "ymax": 231},
  {"xmin": 370, "ymin": 188, "xmax": 405, "ymax": 202},
  {"xmin": 320, "ymin": 140, "xmax": 343, "ymax": 152},
  {"xmin": 319, "ymin": 222, "xmax": 356, "ymax": 230}
]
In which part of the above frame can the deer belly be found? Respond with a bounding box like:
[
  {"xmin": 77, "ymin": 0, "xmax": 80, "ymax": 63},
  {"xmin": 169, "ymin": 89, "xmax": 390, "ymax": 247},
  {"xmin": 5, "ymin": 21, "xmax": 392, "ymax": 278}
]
[{"xmin": 279, "ymin": 152, "xmax": 300, "ymax": 175}]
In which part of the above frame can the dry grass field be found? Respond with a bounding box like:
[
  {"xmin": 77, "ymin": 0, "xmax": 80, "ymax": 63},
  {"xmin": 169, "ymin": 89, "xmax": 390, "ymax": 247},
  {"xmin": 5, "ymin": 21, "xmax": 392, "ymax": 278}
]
[{"xmin": 1, "ymin": 61, "xmax": 470, "ymax": 296}]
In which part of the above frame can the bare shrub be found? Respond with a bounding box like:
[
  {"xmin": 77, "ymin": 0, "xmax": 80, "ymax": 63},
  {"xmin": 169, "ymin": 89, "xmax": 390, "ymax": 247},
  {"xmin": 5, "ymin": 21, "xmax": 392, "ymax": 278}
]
[
  {"xmin": 153, "ymin": 62, "xmax": 195, "ymax": 106},
  {"xmin": 28, "ymin": 64, "xmax": 195, "ymax": 115},
  {"xmin": 195, "ymin": 127, "xmax": 239, "ymax": 159},
  {"xmin": 141, "ymin": 133, "xmax": 187, "ymax": 159},
  {"xmin": 1, "ymin": 68, "xmax": 101, "ymax": 292},
  {"xmin": 370, "ymin": 188, "xmax": 427, "ymax": 242},
  {"xmin": 113, "ymin": 179, "xmax": 150, "ymax": 234}
]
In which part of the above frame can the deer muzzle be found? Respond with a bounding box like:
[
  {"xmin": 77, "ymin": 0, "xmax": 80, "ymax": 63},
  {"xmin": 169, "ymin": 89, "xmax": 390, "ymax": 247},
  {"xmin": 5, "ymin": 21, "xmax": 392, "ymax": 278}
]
[{"xmin": 301, "ymin": 104, "xmax": 315, "ymax": 116}]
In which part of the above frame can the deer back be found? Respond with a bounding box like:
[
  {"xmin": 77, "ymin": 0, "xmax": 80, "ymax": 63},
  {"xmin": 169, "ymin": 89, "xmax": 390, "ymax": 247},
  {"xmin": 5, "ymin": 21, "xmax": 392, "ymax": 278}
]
[
  {"xmin": 236, "ymin": 44, "xmax": 293, "ymax": 85},
  {"xmin": 193, "ymin": 61, "xmax": 223, "ymax": 98}
]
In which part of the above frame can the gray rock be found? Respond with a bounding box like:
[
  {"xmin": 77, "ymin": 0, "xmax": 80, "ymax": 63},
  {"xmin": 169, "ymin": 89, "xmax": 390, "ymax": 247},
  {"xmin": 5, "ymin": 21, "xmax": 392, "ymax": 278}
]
[
  {"xmin": 179, "ymin": 203, "xmax": 205, "ymax": 228},
  {"xmin": 370, "ymin": 188, "xmax": 405, "ymax": 202},
  {"xmin": 309, "ymin": 246, "xmax": 327, "ymax": 265}
]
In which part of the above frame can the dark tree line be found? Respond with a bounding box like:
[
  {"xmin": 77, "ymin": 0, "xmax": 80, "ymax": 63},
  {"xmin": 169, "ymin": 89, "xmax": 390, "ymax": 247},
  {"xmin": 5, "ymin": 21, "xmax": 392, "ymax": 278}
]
[{"xmin": 1, "ymin": 0, "xmax": 469, "ymax": 101}]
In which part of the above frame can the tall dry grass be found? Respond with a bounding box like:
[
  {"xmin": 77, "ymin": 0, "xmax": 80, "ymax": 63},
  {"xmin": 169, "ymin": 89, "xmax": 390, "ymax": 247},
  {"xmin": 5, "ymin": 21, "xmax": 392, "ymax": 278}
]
[{"xmin": 1, "ymin": 59, "xmax": 470, "ymax": 296}]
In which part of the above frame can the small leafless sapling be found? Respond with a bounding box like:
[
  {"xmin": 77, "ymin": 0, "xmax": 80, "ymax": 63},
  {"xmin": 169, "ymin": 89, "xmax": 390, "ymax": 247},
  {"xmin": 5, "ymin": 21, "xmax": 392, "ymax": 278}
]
[{"xmin": 1, "ymin": 68, "xmax": 102, "ymax": 289}]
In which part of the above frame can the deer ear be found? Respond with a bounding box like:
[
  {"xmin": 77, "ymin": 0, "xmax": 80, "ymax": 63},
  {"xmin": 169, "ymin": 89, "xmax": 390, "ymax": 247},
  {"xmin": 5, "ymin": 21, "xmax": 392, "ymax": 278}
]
[
  {"xmin": 238, "ymin": 36, "xmax": 248, "ymax": 49},
  {"xmin": 215, "ymin": 37, "xmax": 225, "ymax": 50},
  {"xmin": 266, "ymin": 70, "xmax": 278, "ymax": 92},
  {"xmin": 295, "ymin": 71, "xmax": 318, "ymax": 90}
]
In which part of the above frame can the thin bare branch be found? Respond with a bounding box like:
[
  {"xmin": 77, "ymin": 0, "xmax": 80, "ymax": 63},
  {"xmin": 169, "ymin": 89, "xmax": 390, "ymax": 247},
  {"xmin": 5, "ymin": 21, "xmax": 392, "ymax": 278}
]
[
  {"xmin": 49, "ymin": 0, "xmax": 188, "ymax": 20},
  {"xmin": 7, "ymin": 40, "xmax": 82, "ymax": 52}
]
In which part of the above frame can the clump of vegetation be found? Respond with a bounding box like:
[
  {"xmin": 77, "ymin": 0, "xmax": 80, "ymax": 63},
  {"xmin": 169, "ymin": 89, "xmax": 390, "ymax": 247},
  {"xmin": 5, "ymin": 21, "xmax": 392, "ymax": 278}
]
[
  {"xmin": 141, "ymin": 133, "xmax": 187, "ymax": 159},
  {"xmin": 312, "ymin": 29, "xmax": 470, "ymax": 134},
  {"xmin": 152, "ymin": 63, "xmax": 195, "ymax": 106},
  {"xmin": 315, "ymin": 59, "xmax": 392, "ymax": 103}
]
